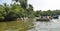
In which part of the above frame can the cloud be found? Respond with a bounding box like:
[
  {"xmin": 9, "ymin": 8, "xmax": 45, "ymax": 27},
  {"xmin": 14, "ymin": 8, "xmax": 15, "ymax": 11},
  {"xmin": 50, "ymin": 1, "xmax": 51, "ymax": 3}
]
[
  {"xmin": 0, "ymin": 0, "xmax": 12, "ymax": 5},
  {"xmin": 28, "ymin": 0, "xmax": 60, "ymax": 11},
  {"xmin": 0, "ymin": 0, "xmax": 60, "ymax": 11}
]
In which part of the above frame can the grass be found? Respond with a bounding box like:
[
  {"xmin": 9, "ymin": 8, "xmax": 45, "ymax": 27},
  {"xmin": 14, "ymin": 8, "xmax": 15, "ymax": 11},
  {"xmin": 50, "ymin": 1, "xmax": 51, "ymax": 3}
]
[{"xmin": 0, "ymin": 19, "xmax": 34, "ymax": 31}]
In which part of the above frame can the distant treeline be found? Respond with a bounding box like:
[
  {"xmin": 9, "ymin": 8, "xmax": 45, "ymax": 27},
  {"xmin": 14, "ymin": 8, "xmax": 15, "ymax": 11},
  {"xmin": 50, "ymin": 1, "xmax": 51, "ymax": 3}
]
[
  {"xmin": 35, "ymin": 10, "xmax": 60, "ymax": 17},
  {"xmin": 0, "ymin": 0, "xmax": 60, "ymax": 21}
]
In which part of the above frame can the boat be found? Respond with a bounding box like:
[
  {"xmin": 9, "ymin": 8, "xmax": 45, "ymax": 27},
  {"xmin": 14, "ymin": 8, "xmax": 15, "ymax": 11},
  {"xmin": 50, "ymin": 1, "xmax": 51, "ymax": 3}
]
[
  {"xmin": 52, "ymin": 15, "xmax": 59, "ymax": 19},
  {"xmin": 36, "ymin": 16, "xmax": 52, "ymax": 22}
]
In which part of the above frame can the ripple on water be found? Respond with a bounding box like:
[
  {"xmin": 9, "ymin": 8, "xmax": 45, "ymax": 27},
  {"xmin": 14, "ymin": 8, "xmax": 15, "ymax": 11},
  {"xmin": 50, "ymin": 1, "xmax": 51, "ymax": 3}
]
[{"xmin": 28, "ymin": 19, "xmax": 60, "ymax": 31}]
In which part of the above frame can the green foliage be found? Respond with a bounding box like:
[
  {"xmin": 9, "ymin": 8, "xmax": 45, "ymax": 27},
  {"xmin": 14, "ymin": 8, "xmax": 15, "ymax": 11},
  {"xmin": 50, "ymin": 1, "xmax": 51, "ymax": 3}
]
[
  {"xmin": 34, "ymin": 10, "xmax": 42, "ymax": 17},
  {"xmin": 0, "ymin": 0, "xmax": 34, "ymax": 21},
  {"xmin": 19, "ymin": 0, "xmax": 27, "ymax": 9},
  {"xmin": 5, "ymin": 3, "xmax": 26, "ymax": 21},
  {"xmin": 26, "ymin": 4, "xmax": 34, "ymax": 18},
  {"xmin": 0, "ymin": 6, "xmax": 5, "ymax": 21},
  {"xmin": 1, "ymin": 0, "xmax": 60, "ymax": 21},
  {"xmin": 12, "ymin": 0, "xmax": 27, "ymax": 9},
  {"xmin": 35, "ymin": 10, "xmax": 60, "ymax": 17}
]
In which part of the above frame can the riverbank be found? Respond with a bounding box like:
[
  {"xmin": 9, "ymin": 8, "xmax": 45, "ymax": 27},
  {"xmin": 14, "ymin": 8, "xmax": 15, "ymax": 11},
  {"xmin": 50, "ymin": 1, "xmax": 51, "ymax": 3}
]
[{"xmin": 0, "ymin": 19, "xmax": 34, "ymax": 31}]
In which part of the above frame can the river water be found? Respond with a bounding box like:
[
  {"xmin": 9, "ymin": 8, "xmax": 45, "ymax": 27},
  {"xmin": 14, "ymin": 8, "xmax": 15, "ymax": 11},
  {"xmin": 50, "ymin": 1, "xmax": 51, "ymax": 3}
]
[{"xmin": 27, "ymin": 16, "xmax": 60, "ymax": 31}]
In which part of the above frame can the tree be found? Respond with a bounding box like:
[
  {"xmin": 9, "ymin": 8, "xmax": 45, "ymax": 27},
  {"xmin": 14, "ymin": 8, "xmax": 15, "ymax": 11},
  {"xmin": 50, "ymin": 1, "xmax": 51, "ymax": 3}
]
[
  {"xmin": 2, "ymin": 3, "xmax": 11, "ymax": 21},
  {"xmin": 19, "ymin": 0, "xmax": 27, "ymax": 9},
  {"xmin": 9, "ymin": 3, "xmax": 25, "ymax": 20},
  {"xmin": 12, "ymin": 0, "xmax": 27, "ymax": 9},
  {"xmin": 12, "ymin": 0, "xmax": 19, "ymax": 2},
  {"xmin": 0, "ymin": 5, "xmax": 5, "ymax": 21},
  {"xmin": 34, "ymin": 10, "xmax": 42, "ymax": 17},
  {"xmin": 26, "ymin": 4, "xmax": 34, "ymax": 18},
  {"xmin": 46, "ymin": 10, "xmax": 52, "ymax": 15}
]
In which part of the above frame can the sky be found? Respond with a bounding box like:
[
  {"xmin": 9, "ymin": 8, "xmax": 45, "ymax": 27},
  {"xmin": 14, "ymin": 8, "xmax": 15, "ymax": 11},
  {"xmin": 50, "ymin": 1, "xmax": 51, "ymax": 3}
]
[
  {"xmin": 0, "ymin": 0, "xmax": 12, "ymax": 5},
  {"xmin": 0, "ymin": 0, "xmax": 60, "ymax": 11}
]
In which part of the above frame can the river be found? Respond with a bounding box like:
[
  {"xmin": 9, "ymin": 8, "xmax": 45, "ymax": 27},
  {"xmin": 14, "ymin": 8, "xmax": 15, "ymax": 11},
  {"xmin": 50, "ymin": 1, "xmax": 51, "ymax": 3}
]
[{"xmin": 27, "ymin": 16, "xmax": 60, "ymax": 31}]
